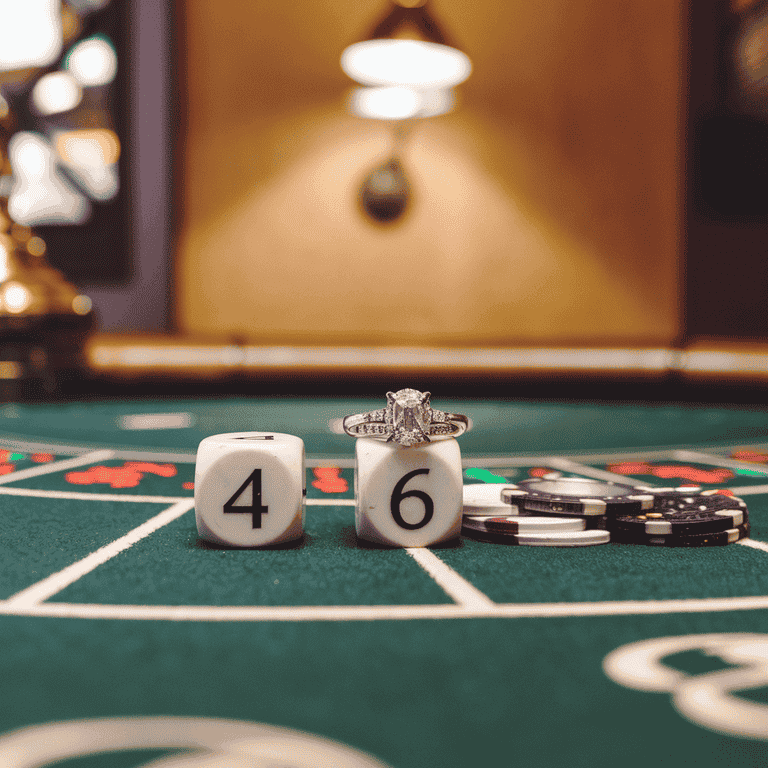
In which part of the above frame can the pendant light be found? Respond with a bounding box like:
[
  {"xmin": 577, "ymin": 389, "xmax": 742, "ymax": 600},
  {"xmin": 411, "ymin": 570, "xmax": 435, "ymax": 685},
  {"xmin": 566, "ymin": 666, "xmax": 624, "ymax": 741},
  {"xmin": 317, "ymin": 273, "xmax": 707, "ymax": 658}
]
[{"xmin": 341, "ymin": 0, "xmax": 471, "ymax": 222}]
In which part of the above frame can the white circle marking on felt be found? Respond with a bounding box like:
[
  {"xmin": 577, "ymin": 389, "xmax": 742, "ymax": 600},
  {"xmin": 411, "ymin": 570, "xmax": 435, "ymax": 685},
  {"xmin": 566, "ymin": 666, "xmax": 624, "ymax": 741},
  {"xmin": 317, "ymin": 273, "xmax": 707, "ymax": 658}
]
[{"xmin": 0, "ymin": 717, "xmax": 392, "ymax": 768}]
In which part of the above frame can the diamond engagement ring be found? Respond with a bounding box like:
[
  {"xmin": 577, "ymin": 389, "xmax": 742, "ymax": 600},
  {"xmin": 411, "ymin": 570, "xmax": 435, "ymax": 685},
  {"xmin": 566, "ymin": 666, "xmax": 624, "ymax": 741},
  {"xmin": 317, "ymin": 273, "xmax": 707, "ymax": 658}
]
[{"xmin": 342, "ymin": 389, "xmax": 471, "ymax": 447}]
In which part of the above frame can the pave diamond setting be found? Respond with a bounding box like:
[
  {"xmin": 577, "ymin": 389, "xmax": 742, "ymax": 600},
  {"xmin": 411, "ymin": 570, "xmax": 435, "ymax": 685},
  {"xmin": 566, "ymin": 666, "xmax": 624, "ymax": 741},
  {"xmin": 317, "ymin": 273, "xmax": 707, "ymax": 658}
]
[
  {"xmin": 341, "ymin": 389, "xmax": 469, "ymax": 446},
  {"xmin": 386, "ymin": 389, "xmax": 432, "ymax": 447}
]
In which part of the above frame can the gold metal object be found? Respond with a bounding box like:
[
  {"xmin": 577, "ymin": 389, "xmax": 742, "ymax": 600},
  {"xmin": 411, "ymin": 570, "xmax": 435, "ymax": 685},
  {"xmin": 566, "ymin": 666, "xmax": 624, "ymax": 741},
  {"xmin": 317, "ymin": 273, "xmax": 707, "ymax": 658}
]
[{"xmin": 0, "ymin": 84, "xmax": 94, "ymax": 397}]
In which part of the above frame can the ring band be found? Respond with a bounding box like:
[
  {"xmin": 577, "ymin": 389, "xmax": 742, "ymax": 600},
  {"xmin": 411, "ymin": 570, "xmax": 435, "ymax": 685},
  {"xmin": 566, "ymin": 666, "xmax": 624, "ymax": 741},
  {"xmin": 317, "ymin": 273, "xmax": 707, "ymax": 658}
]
[{"xmin": 342, "ymin": 388, "xmax": 470, "ymax": 447}]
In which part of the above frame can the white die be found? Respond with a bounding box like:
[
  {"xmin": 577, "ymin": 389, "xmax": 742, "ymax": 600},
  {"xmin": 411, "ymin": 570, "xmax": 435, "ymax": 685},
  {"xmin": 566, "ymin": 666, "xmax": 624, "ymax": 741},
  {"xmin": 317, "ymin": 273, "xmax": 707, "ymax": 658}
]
[
  {"xmin": 195, "ymin": 432, "xmax": 305, "ymax": 547},
  {"xmin": 355, "ymin": 437, "xmax": 462, "ymax": 547}
]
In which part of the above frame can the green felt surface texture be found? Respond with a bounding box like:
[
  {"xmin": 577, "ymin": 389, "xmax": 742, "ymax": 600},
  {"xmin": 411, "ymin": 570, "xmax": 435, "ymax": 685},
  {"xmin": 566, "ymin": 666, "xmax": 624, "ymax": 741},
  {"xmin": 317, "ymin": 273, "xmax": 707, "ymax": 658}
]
[
  {"xmin": 0, "ymin": 498, "xmax": 169, "ymax": 599},
  {"xmin": 2, "ymin": 613, "xmax": 768, "ymax": 768},
  {"xmin": 2, "ymin": 397, "xmax": 768, "ymax": 768},
  {"xmin": 56, "ymin": 508, "xmax": 453, "ymax": 607},
  {"xmin": 2, "ymin": 397, "xmax": 768, "ymax": 455}
]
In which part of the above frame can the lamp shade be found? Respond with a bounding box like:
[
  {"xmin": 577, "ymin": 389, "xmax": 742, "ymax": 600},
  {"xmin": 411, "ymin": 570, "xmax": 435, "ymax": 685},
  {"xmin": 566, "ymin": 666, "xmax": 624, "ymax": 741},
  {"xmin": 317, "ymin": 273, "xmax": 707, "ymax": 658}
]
[
  {"xmin": 341, "ymin": 39, "xmax": 471, "ymax": 89},
  {"xmin": 348, "ymin": 85, "xmax": 455, "ymax": 119}
]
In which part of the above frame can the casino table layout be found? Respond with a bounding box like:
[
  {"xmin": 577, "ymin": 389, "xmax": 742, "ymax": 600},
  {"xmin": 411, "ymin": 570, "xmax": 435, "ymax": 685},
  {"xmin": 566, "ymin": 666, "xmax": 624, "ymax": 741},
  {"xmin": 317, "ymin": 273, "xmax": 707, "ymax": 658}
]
[{"xmin": 5, "ymin": 395, "xmax": 768, "ymax": 767}]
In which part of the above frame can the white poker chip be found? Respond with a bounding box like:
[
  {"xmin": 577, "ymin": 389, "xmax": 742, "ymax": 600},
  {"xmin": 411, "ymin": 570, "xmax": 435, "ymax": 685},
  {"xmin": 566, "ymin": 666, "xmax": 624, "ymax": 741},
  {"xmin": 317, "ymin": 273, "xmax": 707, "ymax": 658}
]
[
  {"xmin": 463, "ymin": 527, "xmax": 610, "ymax": 546},
  {"xmin": 462, "ymin": 483, "xmax": 515, "ymax": 514},
  {"xmin": 463, "ymin": 515, "xmax": 586, "ymax": 533}
]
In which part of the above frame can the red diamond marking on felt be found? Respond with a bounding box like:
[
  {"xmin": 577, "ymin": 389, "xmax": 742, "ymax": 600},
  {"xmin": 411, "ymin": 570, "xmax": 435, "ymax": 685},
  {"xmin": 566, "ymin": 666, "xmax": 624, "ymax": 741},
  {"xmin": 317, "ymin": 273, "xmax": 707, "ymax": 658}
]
[
  {"xmin": 731, "ymin": 449, "xmax": 768, "ymax": 464},
  {"xmin": 607, "ymin": 462, "xmax": 734, "ymax": 484},
  {"xmin": 609, "ymin": 462, "xmax": 653, "ymax": 475},
  {"xmin": 66, "ymin": 462, "xmax": 179, "ymax": 489},
  {"xmin": 0, "ymin": 464, "xmax": 15, "ymax": 475},
  {"xmin": 311, "ymin": 467, "xmax": 348, "ymax": 493},
  {"xmin": 653, "ymin": 466, "xmax": 734, "ymax": 483},
  {"xmin": 31, "ymin": 453, "xmax": 54, "ymax": 463},
  {"xmin": 529, "ymin": 467, "xmax": 555, "ymax": 478},
  {"xmin": 182, "ymin": 481, "xmax": 194, "ymax": 490},
  {"xmin": 123, "ymin": 462, "xmax": 177, "ymax": 477},
  {"xmin": 67, "ymin": 466, "xmax": 143, "ymax": 488}
]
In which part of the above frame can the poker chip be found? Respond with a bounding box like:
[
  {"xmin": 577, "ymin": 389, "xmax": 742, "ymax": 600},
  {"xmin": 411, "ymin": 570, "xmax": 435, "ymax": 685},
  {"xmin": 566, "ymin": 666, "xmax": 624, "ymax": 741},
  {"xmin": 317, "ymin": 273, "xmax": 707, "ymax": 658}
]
[
  {"xmin": 462, "ymin": 483, "xmax": 512, "ymax": 514},
  {"xmin": 513, "ymin": 508, "xmax": 611, "ymax": 530},
  {"xmin": 462, "ymin": 527, "xmax": 610, "ymax": 547},
  {"xmin": 501, "ymin": 477, "xmax": 654, "ymax": 516},
  {"xmin": 611, "ymin": 522, "xmax": 750, "ymax": 547},
  {"xmin": 462, "ymin": 515, "xmax": 586, "ymax": 534},
  {"xmin": 610, "ymin": 487, "xmax": 749, "ymax": 536}
]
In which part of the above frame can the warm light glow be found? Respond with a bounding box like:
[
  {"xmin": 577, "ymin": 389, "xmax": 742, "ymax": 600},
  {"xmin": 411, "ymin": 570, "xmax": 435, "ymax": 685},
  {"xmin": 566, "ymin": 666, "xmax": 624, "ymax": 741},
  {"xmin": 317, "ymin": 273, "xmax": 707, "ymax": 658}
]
[
  {"xmin": 2, "ymin": 283, "xmax": 32, "ymax": 313},
  {"xmin": 0, "ymin": 362, "xmax": 22, "ymax": 380},
  {"xmin": 13, "ymin": 135, "xmax": 48, "ymax": 178},
  {"xmin": 341, "ymin": 40, "xmax": 471, "ymax": 88},
  {"xmin": 8, "ymin": 133, "xmax": 90, "ymax": 225},
  {"xmin": 740, "ymin": 14, "xmax": 768, "ymax": 78},
  {"xmin": 349, "ymin": 86, "xmax": 456, "ymax": 119},
  {"xmin": 55, "ymin": 128, "xmax": 120, "ymax": 200},
  {"xmin": 349, "ymin": 86, "xmax": 421, "ymax": 119},
  {"xmin": 65, "ymin": 35, "xmax": 117, "ymax": 86},
  {"xmin": 0, "ymin": 244, "xmax": 10, "ymax": 283},
  {"xmin": 32, "ymin": 71, "xmax": 82, "ymax": 115},
  {"xmin": 72, "ymin": 294, "xmax": 92, "ymax": 315},
  {"xmin": 0, "ymin": 0, "xmax": 62, "ymax": 72},
  {"xmin": 10, "ymin": 224, "xmax": 31, "ymax": 242},
  {"xmin": 56, "ymin": 128, "xmax": 120, "ymax": 165},
  {"xmin": 26, "ymin": 236, "xmax": 46, "ymax": 256},
  {"xmin": 418, "ymin": 89, "xmax": 455, "ymax": 117}
]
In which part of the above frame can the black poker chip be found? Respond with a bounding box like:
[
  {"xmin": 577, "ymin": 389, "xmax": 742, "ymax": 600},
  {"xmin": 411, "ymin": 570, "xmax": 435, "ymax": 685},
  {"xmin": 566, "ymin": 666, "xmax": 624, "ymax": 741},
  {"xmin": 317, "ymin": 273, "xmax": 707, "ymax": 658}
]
[
  {"xmin": 501, "ymin": 477, "xmax": 654, "ymax": 517},
  {"xmin": 610, "ymin": 487, "xmax": 749, "ymax": 536},
  {"xmin": 611, "ymin": 522, "xmax": 750, "ymax": 547}
]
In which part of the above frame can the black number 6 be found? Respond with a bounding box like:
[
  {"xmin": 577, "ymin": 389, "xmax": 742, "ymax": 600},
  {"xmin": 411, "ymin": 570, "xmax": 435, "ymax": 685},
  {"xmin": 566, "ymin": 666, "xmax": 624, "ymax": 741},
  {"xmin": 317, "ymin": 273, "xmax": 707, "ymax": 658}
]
[{"xmin": 390, "ymin": 469, "xmax": 434, "ymax": 530}]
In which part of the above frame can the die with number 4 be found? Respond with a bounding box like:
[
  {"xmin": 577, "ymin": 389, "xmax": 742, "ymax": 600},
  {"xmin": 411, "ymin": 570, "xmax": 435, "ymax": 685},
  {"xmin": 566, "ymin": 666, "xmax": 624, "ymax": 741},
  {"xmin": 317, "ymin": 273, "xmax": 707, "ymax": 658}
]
[
  {"xmin": 355, "ymin": 437, "xmax": 463, "ymax": 547},
  {"xmin": 195, "ymin": 432, "xmax": 305, "ymax": 547}
]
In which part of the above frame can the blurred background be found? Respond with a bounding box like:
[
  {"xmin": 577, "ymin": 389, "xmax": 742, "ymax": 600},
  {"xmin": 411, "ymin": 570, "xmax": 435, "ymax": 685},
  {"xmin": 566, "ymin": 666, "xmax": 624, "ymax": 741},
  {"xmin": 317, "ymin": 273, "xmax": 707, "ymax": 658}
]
[{"xmin": 2, "ymin": 0, "xmax": 768, "ymax": 394}]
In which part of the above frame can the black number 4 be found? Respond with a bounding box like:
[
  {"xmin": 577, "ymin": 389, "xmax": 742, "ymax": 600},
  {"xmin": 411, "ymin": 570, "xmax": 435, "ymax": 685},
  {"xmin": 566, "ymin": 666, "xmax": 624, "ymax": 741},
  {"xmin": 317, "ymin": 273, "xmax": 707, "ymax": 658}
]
[{"xmin": 223, "ymin": 469, "xmax": 268, "ymax": 528}]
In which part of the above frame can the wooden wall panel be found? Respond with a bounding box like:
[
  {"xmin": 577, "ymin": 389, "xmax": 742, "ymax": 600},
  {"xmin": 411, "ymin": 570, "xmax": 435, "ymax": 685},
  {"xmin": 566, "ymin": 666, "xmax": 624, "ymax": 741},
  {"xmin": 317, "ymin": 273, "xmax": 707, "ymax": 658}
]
[{"xmin": 175, "ymin": 0, "xmax": 682, "ymax": 346}]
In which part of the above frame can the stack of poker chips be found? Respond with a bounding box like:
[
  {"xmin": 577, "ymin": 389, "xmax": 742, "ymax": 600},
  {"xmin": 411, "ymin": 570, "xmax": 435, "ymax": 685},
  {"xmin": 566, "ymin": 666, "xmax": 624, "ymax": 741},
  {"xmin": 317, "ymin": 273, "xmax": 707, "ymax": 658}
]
[{"xmin": 461, "ymin": 477, "xmax": 749, "ymax": 547}]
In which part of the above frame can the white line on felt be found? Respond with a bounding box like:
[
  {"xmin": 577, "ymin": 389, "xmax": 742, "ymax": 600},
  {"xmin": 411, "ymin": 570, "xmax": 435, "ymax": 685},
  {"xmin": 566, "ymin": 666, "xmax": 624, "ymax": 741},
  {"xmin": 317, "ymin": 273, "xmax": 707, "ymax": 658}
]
[
  {"xmin": 723, "ymin": 484, "xmax": 768, "ymax": 496},
  {"xmin": 0, "ymin": 486, "xmax": 190, "ymax": 503},
  {"xmin": 546, "ymin": 457, "xmax": 662, "ymax": 486},
  {"xmin": 738, "ymin": 538, "xmax": 768, "ymax": 554},
  {"xmin": 461, "ymin": 456, "xmax": 577, "ymax": 468},
  {"xmin": 0, "ymin": 450, "xmax": 116, "ymax": 486},
  {"xmin": 120, "ymin": 413, "xmax": 194, "ymax": 431},
  {"xmin": 405, "ymin": 548, "xmax": 496, "ymax": 609},
  {"xmin": 307, "ymin": 498, "xmax": 355, "ymax": 506},
  {"xmin": 308, "ymin": 457, "xmax": 355, "ymax": 468},
  {"xmin": 0, "ymin": 487, "xmax": 357, "ymax": 505},
  {"xmin": 0, "ymin": 442, "xmax": 757, "ymax": 471},
  {"xmin": 8, "ymin": 593, "xmax": 768, "ymax": 622},
  {"xmin": 3, "ymin": 499, "xmax": 195, "ymax": 609}
]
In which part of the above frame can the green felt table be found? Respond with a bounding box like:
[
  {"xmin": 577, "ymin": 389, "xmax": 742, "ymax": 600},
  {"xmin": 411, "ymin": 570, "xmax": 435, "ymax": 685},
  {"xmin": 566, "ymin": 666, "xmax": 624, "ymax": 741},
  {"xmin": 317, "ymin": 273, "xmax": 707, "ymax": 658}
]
[{"xmin": 2, "ymin": 395, "xmax": 768, "ymax": 767}]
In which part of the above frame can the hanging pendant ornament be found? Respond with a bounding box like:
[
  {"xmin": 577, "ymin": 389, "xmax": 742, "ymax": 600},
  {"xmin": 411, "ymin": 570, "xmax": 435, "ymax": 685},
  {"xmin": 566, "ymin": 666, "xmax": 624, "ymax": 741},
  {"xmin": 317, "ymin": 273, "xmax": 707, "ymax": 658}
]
[
  {"xmin": 360, "ymin": 157, "xmax": 409, "ymax": 223},
  {"xmin": 359, "ymin": 119, "xmax": 413, "ymax": 224}
]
